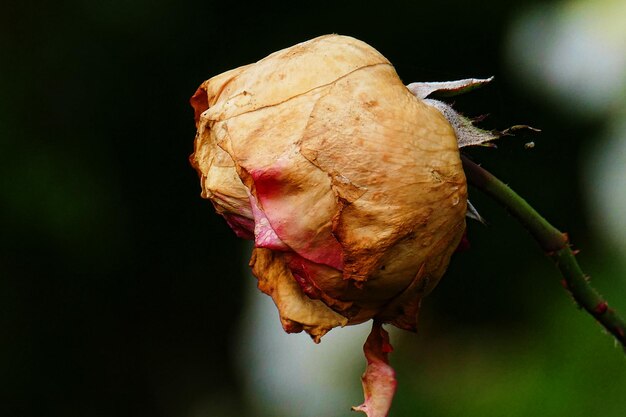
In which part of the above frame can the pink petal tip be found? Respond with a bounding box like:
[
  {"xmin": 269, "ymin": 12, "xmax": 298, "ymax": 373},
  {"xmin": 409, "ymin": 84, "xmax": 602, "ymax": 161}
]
[{"xmin": 352, "ymin": 321, "xmax": 397, "ymax": 417}]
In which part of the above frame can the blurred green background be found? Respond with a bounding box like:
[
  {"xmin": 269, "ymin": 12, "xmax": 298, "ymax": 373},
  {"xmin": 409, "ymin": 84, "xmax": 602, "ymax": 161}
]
[{"xmin": 2, "ymin": 0, "xmax": 625, "ymax": 416}]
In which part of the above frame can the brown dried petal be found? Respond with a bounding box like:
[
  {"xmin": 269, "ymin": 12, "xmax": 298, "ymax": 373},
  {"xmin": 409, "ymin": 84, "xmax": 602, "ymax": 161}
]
[
  {"xmin": 299, "ymin": 61, "xmax": 466, "ymax": 293},
  {"xmin": 201, "ymin": 35, "xmax": 390, "ymax": 123},
  {"xmin": 250, "ymin": 248, "xmax": 348, "ymax": 343},
  {"xmin": 191, "ymin": 34, "xmax": 467, "ymax": 330},
  {"xmin": 210, "ymin": 91, "xmax": 344, "ymax": 269}
]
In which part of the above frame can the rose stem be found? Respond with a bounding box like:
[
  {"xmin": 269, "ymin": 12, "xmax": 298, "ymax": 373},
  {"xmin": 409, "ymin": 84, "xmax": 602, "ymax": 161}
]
[{"xmin": 460, "ymin": 154, "xmax": 626, "ymax": 351}]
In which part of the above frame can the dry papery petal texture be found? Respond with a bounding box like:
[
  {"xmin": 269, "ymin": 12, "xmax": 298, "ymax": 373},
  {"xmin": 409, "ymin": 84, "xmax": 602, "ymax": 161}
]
[
  {"xmin": 352, "ymin": 322, "xmax": 396, "ymax": 417},
  {"xmin": 190, "ymin": 34, "xmax": 468, "ymax": 417}
]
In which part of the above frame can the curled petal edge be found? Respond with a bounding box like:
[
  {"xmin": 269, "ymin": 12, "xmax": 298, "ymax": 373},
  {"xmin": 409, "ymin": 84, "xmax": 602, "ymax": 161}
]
[
  {"xmin": 250, "ymin": 248, "xmax": 348, "ymax": 343},
  {"xmin": 352, "ymin": 321, "xmax": 397, "ymax": 417}
]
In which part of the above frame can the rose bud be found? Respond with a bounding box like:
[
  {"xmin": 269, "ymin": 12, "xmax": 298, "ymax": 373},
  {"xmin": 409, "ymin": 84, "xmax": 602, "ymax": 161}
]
[{"xmin": 190, "ymin": 34, "xmax": 497, "ymax": 417}]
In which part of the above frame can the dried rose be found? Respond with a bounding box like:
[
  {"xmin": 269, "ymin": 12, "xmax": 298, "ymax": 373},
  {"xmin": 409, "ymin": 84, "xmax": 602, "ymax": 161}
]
[{"xmin": 190, "ymin": 34, "xmax": 496, "ymax": 417}]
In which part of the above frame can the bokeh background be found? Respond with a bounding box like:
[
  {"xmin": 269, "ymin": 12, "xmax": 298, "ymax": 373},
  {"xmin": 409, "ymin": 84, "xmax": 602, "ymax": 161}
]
[{"xmin": 2, "ymin": 0, "xmax": 625, "ymax": 416}]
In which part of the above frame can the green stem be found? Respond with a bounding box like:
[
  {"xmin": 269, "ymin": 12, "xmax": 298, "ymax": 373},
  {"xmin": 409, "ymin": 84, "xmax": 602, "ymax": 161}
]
[{"xmin": 461, "ymin": 154, "xmax": 626, "ymax": 350}]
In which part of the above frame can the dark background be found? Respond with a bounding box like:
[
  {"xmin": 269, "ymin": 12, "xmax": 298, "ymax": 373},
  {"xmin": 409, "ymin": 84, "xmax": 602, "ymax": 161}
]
[{"xmin": 2, "ymin": 1, "xmax": 625, "ymax": 416}]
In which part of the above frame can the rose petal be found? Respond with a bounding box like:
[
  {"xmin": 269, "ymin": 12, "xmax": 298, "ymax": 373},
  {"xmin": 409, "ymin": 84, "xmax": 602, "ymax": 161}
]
[
  {"xmin": 200, "ymin": 35, "xmax": 390, "ymax": 123},
  {"xmin": 189, "ymin": 64, "xmax": 253, "ymax": 125},
  {"xmin": 195, "ymin": 35, "xmax": 392, "ymax": 273},
  {"xmin": 249, "ymin": 165, "xmax": 343, "ymax": 267},
  {"xmin": 283, "ymin": 252, "xmax": 355, "ymax": 315},
  {"xmin": 213, "ymin": 91, "xmax": 346, "ymax": 270},
  {"xmin": 299, "ymin": 62, "xmax": 466, "ymax": 288},
  {"xmin": 190, "ymin": 78, "xmax": 255, "ymax": 228},
  {"xmin": 248, "ymin": 192, "xmax": 289, "ymax": 251},
  {"xmin": 352, "ymin": 321, "xmax": 397, "ymax": 417},
  {"xmin": 250, "ymin": 248, "xmax": 348, "ymax": 343},
  {"xmin": 222, "ymin": 213, "xmax": 255, "ymax": 240},
  {"xmin": 376, "ymin": 217, "xmax": 466, "ymax": 331},
  {"xmin": 190, "ymin": 34, "xmax": 467, "ymax": 330}
]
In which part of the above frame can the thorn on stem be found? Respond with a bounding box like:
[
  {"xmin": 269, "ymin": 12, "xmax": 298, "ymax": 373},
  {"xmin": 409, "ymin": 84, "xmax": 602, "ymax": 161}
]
[
  {"xmin": 562, "ymin": 232, "xmax": 570, "ymax": 244},
  {"xmin": 594, "ymin": 301, "xmax": 608, "ymax": 316}
]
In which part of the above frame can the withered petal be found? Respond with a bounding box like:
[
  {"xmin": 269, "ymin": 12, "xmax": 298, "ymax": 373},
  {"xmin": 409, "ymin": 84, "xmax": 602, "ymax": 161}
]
[
  {"xmin": 214, "ymin": 91, "xmax": 346, "ymax": 270},
  {"xmin": 352, "ymin": 321, "xmax": 397, "ymax": 417},
  {"xmin": 191, "ymin": 33, "xmax": 467, "ymax": 332},
  {"xmin": 250, "ymin": 248, "xmax": 348, "ymax": 343},
  {"xmin": 299, "ymin": 62, "xmax": 466, "ymax": 289}
]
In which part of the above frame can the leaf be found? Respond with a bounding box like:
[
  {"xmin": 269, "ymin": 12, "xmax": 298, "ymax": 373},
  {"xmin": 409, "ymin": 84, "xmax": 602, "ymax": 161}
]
[
  {"xmin": 424, "ymin": 98, "xmax": 500, "ymax": 148},
  {"xmin": 406, "ymin": 77, "xmax": 494, "ymax": 99}
]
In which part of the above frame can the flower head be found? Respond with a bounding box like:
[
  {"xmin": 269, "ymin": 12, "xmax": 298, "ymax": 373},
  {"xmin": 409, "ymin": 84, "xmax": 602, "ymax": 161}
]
[{"xmin": 190, "ymin": 34, "xmax": 492, "ymax": 417}]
